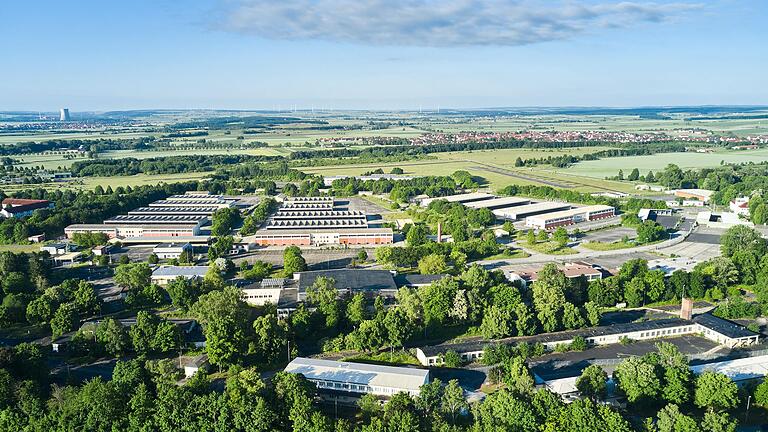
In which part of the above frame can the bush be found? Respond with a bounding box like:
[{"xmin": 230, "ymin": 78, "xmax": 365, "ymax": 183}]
[
  {"xmin": 570, "ymin": 336, "xmax": 587, "ymax": 351},
  {"xmin": 442, "ymin": 350, "xmax": 462, "ymax": 367}
]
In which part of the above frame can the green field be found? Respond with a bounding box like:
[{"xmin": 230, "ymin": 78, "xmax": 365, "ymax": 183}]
[
  {"xmin": 301, "ymin": 147, "xmax": 639, "ymax": 193},
  {"xmin": 561, "ymin": 149, "xmax": 768, "ymax": 179}
]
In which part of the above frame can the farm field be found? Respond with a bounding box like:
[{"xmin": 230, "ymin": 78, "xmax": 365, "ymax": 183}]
[
  {"xmin": 12, "ymin": 147, "xmax": 290, "ymax": 170},
  {"xmin": 0, "ymin": 172, "xmax": 211, "ymax": 193},
  {"xmin": 301, "ymin": 147, "xmax": 638, "ymax": 193},
  {"xmin": 561, "ymin": 149, "xmax": 768, "ymax": 179}
]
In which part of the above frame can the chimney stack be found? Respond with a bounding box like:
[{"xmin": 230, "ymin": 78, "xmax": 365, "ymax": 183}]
[
  {"xmin": 436, "ymin": 221, "xmax": 442, "ymax": 243},
  {"xmin": 680, "ymin": 297, "xmax": 693, "ymax": 320}
]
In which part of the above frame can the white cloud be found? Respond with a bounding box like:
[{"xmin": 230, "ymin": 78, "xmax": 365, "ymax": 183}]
[{"xmin": 216, "ymin": 0, "xmax": 702, "ymax": 47}]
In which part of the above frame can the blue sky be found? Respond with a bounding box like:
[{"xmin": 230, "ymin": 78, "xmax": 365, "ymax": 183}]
[{"xmin": 0, "ymin": 0, "xmax": 765, "ymax": 110}]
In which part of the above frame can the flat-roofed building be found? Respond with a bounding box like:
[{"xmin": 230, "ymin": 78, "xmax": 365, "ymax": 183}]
[
  {"xmin": 691, "ymin": 355, "xmax": 768, "ymax": 386},
  {"xmin": 492, "ymin": 202, "xmax": 571, "ymax": 221},
  {"xmin": 149, "ymin": 198, "xmax": 232, "ymax": 209},
  {"xmin": 128, "ymin": 206, "xmax": 220, "ymax": 217},
  {"xmin": 251, "ymin": 228, "xmax": 393, "ymax": 247},
  {"xmin": 295, "ymin": 269, "xmax": 398, "ymax": 300},
  {"xmin": 415, "ymin": 313, "xmax": 759, "ymax": 366},
  {"xmin": 525, "ymin": 205, "xmax": 615, "ymax": 230},
  {"xmin": 153, "ymin": 242, "xmax": 193, "ymax": 259},
  {"xmin": 65, "ymin": 214, "xmax": 206, "ymax": 240},
  {"xmin": 241, "ymin": 278, "xmax": 297, "ymax": 306},
  {"xmin": 513, "ymin": 262, "xmax": 605, "ymax": 287},
  {"xmin": 673, "ymin": 189, "xmax": 714, "ymax": 203},
  {"xmin": 151, "ymin": 265, "xmax": 209, "ymax": 286},
  {"xmin": 1, "ymin": 198, "xmax": 54, "ymax": 218},
  {"xmin": 284, "ymin": 357, "xmax": 430, "ymax": 397},
  {"xmin": 464, "ymin": 196, "xmax": 531, "ymax": 210},
  {"xmin": 420, "ymin": 192, "xmax": 495, "ymax": 207}
]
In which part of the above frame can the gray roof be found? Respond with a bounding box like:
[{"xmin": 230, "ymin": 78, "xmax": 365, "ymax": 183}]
[
  {"xmin": 693, "ymin": 313, "xmax": 758, "ymax": 339},
  {"xmin": 152, "ymin": 265, "xmax": 209, "ymax": 278},
  {"xmin": 154, "ymin": 242, "xmax": 192, "ymax": 249},
  {"xmin": 418, "ymin": 318, "xmax": 694, "ymax": 357},
  {"xmin": 394, "ymin": 274, "xmax": 448, "ymax": 287},
  {"xmin": 284, "ymin": 357, "xmax": 429, "ymax": 391},
  {"xmin": 296, "ymin": 269, "xmax": 396, "ymax": 292}
]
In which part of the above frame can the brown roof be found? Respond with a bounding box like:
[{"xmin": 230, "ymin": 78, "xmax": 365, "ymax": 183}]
[{"xmin": 2, "ymin": 198, "xmax": 49, "ymax": 206}]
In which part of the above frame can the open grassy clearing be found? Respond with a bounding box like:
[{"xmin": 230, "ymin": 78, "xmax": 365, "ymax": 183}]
[
  {"xmin": 561, "ymin": 149, "xmax": 768, "ymax": 179},
  {"xmin": 0, "ymin": 244, "xmax": 43, "ymax": 253}
]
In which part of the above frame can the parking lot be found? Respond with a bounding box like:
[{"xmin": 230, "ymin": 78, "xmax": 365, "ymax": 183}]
[{"xmin": 580, "ymin": 226, "xmax": 637, "ymax": 244}]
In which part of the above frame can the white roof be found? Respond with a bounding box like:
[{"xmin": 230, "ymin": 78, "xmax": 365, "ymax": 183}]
[
  {"xmin": 421, "ymin": 192, "xmax": 495, "ymax": 207},
  {"xmin": 492, "ymin": 202, "xmax": 571, "ymax": 219},
  {"xmin": 690, "ymin": 355, "xmax": 768, "ymax": 382},
  {"xmin": 284, "ymin": 357, "xmax": 429, "ymax": 391},
  {"xmin": 152, "ymin": 265, "xmax": 208, "ymax": 278},
  {"xmin": 526, "ymin": 205, "xmax": 614, "ymax": 222},
  {"xmin": 463, "ymin": 196, "xmax": 530, "ymax": 209},
  {"xmin": 675, "ymin": 189, "xmax": 714, "ymax": 199}
]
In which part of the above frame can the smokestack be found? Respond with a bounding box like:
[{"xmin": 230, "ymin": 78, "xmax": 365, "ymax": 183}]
[
  {"xmin": 436, "ymin": 221, "xmax": 442, "ymax": 243},
  {"xmin": 680, "ymin": 297, "xmax": 693, "ymax": 320}
]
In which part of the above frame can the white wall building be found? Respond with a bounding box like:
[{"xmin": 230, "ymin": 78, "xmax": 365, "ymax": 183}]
[{"xmin": 284, "ymin": 357, "xmax": 430, "ymax": 397}]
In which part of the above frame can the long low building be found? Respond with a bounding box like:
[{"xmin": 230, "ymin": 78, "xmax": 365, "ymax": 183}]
[
  {"xmin": 415, "ymin": 313, "xmax": 759, "ymax": 366},
  {"xmin": 128, "ymin": 206, "xmax": 221, "ymax": 217},
  {"xmin": 251, "ymin": 228, "xmax": 393, "ymax": 246},
  {"xmin": 420, "ymin": 192, "xmax": 495, "ymax": 207},
  {"xmin": 284, "ymin": 357, "xmax": 430, "ymax": 397},
  {"xmin": 149, "ymin": 198, "xmax": 233, "ymax": 208},
  {"xmin": 103, "ymin": 214, "xmax": 208, "ymax": 225},
  {"xmin": 492, "ymin": 202, "xmax": 571, "ymax": 221},
  {"xmin": 65, "ymin": 221, "xmax": 205, "ymax": 239},
  {"xmin": 280, "ymin": 202, "xmax": 335, "ymax": 211},
  {"xmin": 464, "ymin": 196, "xmax": 531, "ymax": 210},
  {"xmin": 151, "ymin": 265, "xmax": 209, "ymax": 285},
  {"xmin": 295, "ymin": 269, "xmax": 398, "ymax": 301},
  {"xmin": 271, "ymin": 210, "xmax": 367, "ymax": 220},
  {"xmin": 525, "ymin": 205, "xmax": 615, "ymax": 230},
  {"xmin": 265, "ymin": 218, "xmax": 369, "ymax": 230}
]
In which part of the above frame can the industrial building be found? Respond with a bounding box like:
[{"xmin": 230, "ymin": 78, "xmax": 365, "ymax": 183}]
[
  {"xmin": 152, "ymin": 242, "xmax": 193, "ymax": 259},
  {"xmin": 525, "ymin": 205, "xmax": 615, "ymax": 230},
  {"xmin": 415, "ymin": 313, "xmax": 759, "ymax": 366},
  {"xmin": 463, "ymin": 196, "xmax": 531, "ymax": 210},
  {"xmin": 242, "ymin": 278, "xmax": 295, "ymax": 306},
  {"xmin": 284, "ymin": 357, "xmax": 430, "ymax": 398},
  {"xmin": 512, "ymin": 262, "xmax": 605, "ymax": 287},
  {"xmin": 249, "ymin": 197, "xmax": 393, "ymax": 246},
  {"xmin": 128, "ymin": 206, "xmax": 221, "ymax": 217},
  {"xmin": 0, "ymin": 198, "xmax": 53, "ymax": 218},
  {"xmin": 673, "ymin": 189, "xmax": 714, "ymax": 203},
  {"xmin": 151, "ymin": 265, "xmax": 210, "ymax": 286},
  {"xmin": 149, "ymin": 198, "xmax": 233, "ymax": 209},
  {"xmin": 420, "ymin": 192, "xmax": 495, "ymax": 207},
  {"xmin": 295, "ymin": 269, "xmax": 398, "ymax": 301},
  {"xmin": 492, "ymin": 202, "xmax": 571, "ymax": 221}
]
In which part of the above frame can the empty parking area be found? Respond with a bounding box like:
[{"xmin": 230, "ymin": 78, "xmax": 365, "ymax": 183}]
[{"xmin": 580, "ymin": 227, "xmax": 636, "ymax": 243}]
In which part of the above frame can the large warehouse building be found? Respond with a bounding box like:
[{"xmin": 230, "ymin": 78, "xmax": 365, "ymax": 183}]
[
  {"xmin": 464, "ymin": 196, "xmax": 531, "ymax": 210},
  {"xmin": 493, "ymin": 201, "xmax": 571, "ymax": 221},
  {"xmin": 420, "ymin": 192, "xmax": 495, "ymax": 207},
  {"xmin": 525, "ymin": 205, "xmax": 615, "ymax": 230},
  {"xmin": 249, "ymin": 197, "xmax": 393, "ymax": 246}
]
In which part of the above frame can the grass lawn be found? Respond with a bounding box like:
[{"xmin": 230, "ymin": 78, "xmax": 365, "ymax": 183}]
[
  {"xmin": 525, "ymin": 241, "xmax": 578, "ymax": 255},
  {"xmin": 580, "ymin": 241, "xmax": 636, "ymax": 251},
  {"xmin": 482, "ymin": 248, "xmax": 531, "ymax": 260},
  {"xmin": 0, "ymin": 244, "xmax": 42, "ymax": 253}
]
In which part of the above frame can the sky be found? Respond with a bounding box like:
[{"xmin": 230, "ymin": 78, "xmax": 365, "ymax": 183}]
[{"xmin": 0, "ymin": 0, "xmax": 765, "ymax": 111}]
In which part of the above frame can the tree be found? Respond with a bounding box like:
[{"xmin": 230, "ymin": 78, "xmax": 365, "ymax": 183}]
[
  {"xmin": 532, "ymin": 263, "xmax": 567, "ymax": 331},
  {"xmin": 210, "ymin": 207, "xmax": 241, "ymax": 237},
  {"xmin": 346, "ymin": 292, "xmax": 367, "ymax": 326},
  {"xmin": 503, "ymin": 356, "xmax": 534, "ymax": 395},
  {"xmin": 628, "ymin": 168, "xmax": 640, "ymax": 181},
  {"xmin": 95, "ymin": 318, "xmax": 129, "ymax": 356},
  {"xmin": 114, "ymin": 263, "xmax": 152, "ymax": 290},
  {"xmin": 636, "ymin": 220, "xmax": 665, "ymax": 244},
  {"xmin": 624, "ymin": 276, "xmax": 646, "ymax": 307},
  {"xmin": 442, "ymin": 350, "xmax": 462, "ymax": 368},
  {"xmin": 384, "ymin": 307, "xmax": 411, "ymax": 349},
  {"xmin": 526, "ymin": 230, "xmax": 536, "ymax": 246},
  {"xmin": 480, "ymin": 305, "xmax": 513, "ymax": 339},
  {"xmin": 165, "ymin": 276, "xmax": 201, "ymax": 311},
  {"xmin": 50, "ymin": 302, "xmax": 78, "ymax": 338},
  {"xmin": 561, "ymin": 302, "xmax": 585, "ymax": 330},
  {"xmin": 614, "ymin": 356, "xmax": 661, "ymax": 403},
  {"xmin": 406, "ymin": 224, "xmax": 429, "ymax": 246},
  {"xmin": 252, "ymin": 313, "xmax": 288, "ymax": 364},
  {"xmin": 552, "ymin": 227, "xmax": 569, "ymax": 247},
  {"xmin": 419, "ymin": 277, "xmax": 458, "ymax": 329},
  {"xmin": 584, "ymin": 301, "xmax": 601, "ymax": 326},
  {"xmin": 73, "ymin": 280, "xmax": 101, "ymax": 316},
  {"xmin": 306, "ymin": 276, "xmax": 341, "ymax": 329},
  {"xmin": 576, "ymin": 365, "xmax": 608, "ymax": 400},
  {"xmin": 25, "ymin": 295, "xmax": 55, "ymax": 324},
  {"xmin": 515, "ymin": 303, "xmax": 537, "ymax": 336},
  {"xmin": 418, "ymin": 254, "xmax": 449, "ymax": 275},
  {"xmin": 656, "ymin": 404, "xmax": 698, "ymax": 432},
  {"xmin": 441, "ymin": 380, "xmax": 467, "ymax": 423},
  {"xmin": 694, "ymin": 371, "xmax": 738, "ymax": 411},
  {"xmin": 283, "ymin": 246, "xmax": 307, "ymax": 277},
  {"xmin": 147, "ymin": 253, "xmax": 159, "ymax": 265},
  {"xmin": 701, "ymin": 411, "xmax": 737, "ymax": 432},
  {"xmin": 754, "ymin": 379, "xmax": 768, "ymax": 407},
  {"xmin": 191, "ymin": 287, "xmax": 249, "ymax": 368},
  {"xmin": 720, "ymin": 224, "xmax": 766, "ymax": 257}
]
